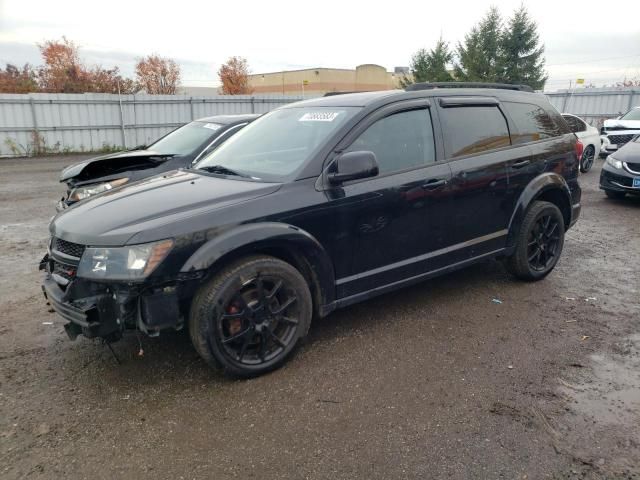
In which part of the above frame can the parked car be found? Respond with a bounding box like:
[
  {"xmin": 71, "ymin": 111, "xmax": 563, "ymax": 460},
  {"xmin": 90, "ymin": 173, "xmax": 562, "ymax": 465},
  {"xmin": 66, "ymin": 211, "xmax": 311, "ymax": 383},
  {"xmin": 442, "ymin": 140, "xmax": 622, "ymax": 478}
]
[
  {"xmin": 600, "ymin": 106, "xmax": 640, "ymax": 157},
  {"xmin": 57, "ymin": 114, "xmax": 259, "ymax": 210},
  {"xmin": 41, "ymin": 83, "xmax": 581, "ymax": 378},
  {"xmin": 562, "ymin": 113, "xmax": 600, "ymax": 172},
  {"xmin": 600, "ymin": 133, "xmax": 640, "ymax": 199}
]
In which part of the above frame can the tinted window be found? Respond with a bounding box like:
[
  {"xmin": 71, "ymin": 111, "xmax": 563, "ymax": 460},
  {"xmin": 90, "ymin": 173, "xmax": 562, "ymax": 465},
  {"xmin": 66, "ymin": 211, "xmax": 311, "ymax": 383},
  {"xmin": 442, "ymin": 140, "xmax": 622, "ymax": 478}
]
[
  {"xmin": 345, "ymin": 109, "xmax": 435, "ymax": 174},
  {"xmin": 562, "ymin": 114, "xmax": 587, "ymax": 133},
  {"xmin": 503, "ymin": 102, "xmax": 564, "ymax": 145},
  {"xmin": 440, "ymin": 106, "xmax": 510, "ymax": 157}
]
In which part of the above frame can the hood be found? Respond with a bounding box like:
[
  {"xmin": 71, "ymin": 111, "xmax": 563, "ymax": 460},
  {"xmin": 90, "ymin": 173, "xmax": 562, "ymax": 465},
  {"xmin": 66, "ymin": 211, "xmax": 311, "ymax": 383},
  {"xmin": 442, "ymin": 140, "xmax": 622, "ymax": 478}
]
[
  {"xmin": 611, "ymin": 139, "xmax": 640, "ymax": 163},
  {"xmin": 603, "ymin": 119, "xmax": 640, "ymax": 131},
  {"xmin": 60, "ymin": 150, "xmax": 175, "ymax": 183},
  {"xmin": 51, "ymin": 169, "xmax": 282, "ymax": 246}
]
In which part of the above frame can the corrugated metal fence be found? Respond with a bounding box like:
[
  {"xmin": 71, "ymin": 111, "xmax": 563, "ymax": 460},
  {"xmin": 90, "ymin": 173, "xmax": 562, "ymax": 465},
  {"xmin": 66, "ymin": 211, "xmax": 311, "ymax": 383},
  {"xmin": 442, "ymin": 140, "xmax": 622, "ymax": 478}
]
[
  {"xmin": 545, "ymin": 87, "xmax": 640, "ymax": 129},
  {"xmin": 0, "ymin": 93, "xmax": 306, "ymax": 157},
  {"xmin": 1, "ymin": 88, "xmax": 639, "ymax": 157}
]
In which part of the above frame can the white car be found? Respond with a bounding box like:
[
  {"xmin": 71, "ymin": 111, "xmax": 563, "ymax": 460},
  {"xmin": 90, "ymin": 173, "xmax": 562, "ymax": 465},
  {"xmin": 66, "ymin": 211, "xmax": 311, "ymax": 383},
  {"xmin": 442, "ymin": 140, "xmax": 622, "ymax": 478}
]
[
  {"xmin": 562, "ymin": 113, "xmax": 601, "ymax": 173},
  {"xmin": 600, "ymin": 106, "xmax": 640, "ymax": 158}
]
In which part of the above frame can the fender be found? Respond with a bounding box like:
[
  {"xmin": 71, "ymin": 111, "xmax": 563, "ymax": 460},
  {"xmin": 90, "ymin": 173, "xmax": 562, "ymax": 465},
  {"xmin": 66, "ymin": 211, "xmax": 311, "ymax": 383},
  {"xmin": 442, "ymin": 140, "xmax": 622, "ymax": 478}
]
[
  {"xmin": 180, "ymin": 222, "xmax": 336, "ymax": 309},
  {"xmin": 506, "ymin": 172, "xmax": 572, "ymax": 248}
]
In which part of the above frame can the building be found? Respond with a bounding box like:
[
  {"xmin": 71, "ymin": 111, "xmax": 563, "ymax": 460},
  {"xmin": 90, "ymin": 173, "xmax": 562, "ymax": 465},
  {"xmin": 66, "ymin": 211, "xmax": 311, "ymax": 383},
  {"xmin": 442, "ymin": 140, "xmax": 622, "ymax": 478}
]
[{"xmin": 248, "ymin": 64, "xmax": 408, "ymax": 95}]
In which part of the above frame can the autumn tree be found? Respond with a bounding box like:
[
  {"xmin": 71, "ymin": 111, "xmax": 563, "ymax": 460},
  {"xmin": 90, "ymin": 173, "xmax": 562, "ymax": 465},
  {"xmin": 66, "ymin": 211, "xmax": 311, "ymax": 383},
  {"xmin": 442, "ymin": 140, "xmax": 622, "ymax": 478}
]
[
  {"xmin": 0, "ymin": 64, "xmax": 39, "ymax": 93},
  {"xmin": 35, "ymin": 37, "xmax": 136, "ymax": 93},
  {"xmin": 218, "ymin": 57, "xmax": 253, "ymax": 95},
  {"xmin": 135, "ymin": 55, "xmax": 181, "ymax": 94}
]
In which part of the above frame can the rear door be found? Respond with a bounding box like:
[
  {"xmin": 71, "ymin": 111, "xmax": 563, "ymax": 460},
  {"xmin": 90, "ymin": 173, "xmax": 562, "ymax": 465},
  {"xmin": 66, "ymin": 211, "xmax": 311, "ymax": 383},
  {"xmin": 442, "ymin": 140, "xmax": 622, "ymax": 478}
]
[{"xmin": 436, "ymin": 97, "xmax": 516, "ymax": 260}]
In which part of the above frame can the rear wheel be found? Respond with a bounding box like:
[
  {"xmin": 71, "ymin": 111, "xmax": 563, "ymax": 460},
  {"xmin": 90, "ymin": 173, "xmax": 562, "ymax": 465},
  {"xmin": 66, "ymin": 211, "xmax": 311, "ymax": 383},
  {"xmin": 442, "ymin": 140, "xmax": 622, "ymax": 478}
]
[
  {"xmin": 605, "ymin": 190, "xmax": 626, "ymax": 200},
  {"xmin": 189, "ymin": 255, "xmax": 312, "ymax": 378},
  {"xmin": 580, "ymin": 145, "xmax": 595, "ymax": 173},
  {"xmin": 505, "ymin": 201, "xmax": 565, "ymax": 281}
]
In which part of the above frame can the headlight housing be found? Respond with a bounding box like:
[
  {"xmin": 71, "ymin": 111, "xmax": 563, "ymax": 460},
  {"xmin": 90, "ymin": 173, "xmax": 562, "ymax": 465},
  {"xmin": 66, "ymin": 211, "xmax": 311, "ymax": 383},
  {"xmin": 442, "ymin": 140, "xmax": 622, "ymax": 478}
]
[
  {"xmin": 606, "ymin": 155, "xmax": 622, "ymax": 169},
  {"xmin": 77, "ymin": 239, "xmax": 174, "ymax": 280},
  {"xmin": 68, "ymin": 178, "xmax": 129, "ymax": 202}
]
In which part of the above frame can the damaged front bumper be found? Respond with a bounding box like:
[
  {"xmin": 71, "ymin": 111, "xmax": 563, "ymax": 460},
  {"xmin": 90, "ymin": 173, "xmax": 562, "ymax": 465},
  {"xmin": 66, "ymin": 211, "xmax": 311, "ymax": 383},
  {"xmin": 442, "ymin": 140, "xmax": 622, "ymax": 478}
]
[{"xmin": 40, "ymin": 253, "xmax": 188, "ymax": 342}]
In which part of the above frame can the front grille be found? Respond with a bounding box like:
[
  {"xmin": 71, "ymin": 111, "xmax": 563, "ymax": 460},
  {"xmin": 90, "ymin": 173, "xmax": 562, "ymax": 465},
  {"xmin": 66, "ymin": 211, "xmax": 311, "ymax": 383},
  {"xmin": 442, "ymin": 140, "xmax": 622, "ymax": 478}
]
[
  {"xmin": 53, "ymin": 237, "xmax": 85, "ymax": 259},
  {"xmin": 607, "ymin": 134, "xmax": 635, "ymax": 146},
  {"xmin": 625, "ymin": 162, "xmax": 640, "ymax": 175},
  {"xmin": 53, "ymin": 261, "xmax": 77, "ymax": 281}
]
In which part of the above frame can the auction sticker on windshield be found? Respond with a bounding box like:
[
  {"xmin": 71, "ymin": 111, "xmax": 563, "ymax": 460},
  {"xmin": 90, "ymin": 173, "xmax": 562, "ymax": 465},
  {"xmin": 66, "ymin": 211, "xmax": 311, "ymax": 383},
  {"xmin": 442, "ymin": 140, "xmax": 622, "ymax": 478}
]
[
  {"xmin": 203, "ymin": 123, "xmax": 222, "ymax": 130},
  {"xmin": 299, "ymin": 112, "xmax": 341, "ymax": 122}
]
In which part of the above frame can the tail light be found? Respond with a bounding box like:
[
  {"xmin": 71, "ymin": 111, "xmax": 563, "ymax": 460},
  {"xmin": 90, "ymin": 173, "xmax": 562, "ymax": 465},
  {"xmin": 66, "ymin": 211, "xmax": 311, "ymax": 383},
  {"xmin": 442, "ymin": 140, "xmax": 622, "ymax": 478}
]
[{"xmin": 575, "ymin": 139, "xmax": 584, "ymax": 160}]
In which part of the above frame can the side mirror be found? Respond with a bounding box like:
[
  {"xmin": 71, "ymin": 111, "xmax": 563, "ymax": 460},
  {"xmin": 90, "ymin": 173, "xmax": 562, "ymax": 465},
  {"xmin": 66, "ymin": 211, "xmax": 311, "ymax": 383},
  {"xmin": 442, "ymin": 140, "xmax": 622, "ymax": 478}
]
[{"xmin": 328, "ymin": 151, "xmax": 379, "ymax": 185}]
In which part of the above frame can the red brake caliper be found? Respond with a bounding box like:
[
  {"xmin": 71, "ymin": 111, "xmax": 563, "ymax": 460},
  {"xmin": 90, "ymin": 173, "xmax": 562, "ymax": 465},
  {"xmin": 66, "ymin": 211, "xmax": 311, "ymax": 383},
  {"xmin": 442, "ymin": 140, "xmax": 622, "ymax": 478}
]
[{"xmin": 227, "ymin": 304, "xmax": 242, "ymax": 335}]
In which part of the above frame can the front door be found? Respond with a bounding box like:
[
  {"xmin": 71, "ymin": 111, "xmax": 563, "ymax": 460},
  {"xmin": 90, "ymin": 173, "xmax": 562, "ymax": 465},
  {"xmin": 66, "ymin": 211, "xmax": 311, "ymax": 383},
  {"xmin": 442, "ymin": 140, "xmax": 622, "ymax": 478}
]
[{"xmin": 323, "ymin": 103, "xmax": 454, "ymax": 298}]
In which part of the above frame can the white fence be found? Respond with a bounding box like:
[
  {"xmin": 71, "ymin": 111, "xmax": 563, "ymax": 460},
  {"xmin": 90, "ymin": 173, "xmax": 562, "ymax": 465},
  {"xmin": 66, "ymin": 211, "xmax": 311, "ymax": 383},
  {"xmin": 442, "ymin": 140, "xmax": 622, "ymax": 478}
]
[
  {"xmin": 1, "ymin": 87, "xmax": 639, "ymax": 157},
  {"xmin": 0, "ymin": 93, "xmax": 306, "ymax": 157}
]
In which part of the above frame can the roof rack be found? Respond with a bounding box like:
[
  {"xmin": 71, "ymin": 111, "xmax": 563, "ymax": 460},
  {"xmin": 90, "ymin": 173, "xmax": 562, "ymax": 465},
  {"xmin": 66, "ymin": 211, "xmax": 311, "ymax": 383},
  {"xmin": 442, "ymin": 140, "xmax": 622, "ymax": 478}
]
[
  {"xmin": 323, "ymin": 91, "xmax": 368, "ymax": 97},
  {"xmin": 405, "ymin": 82, "xmax": 534, "ymax": 93}
]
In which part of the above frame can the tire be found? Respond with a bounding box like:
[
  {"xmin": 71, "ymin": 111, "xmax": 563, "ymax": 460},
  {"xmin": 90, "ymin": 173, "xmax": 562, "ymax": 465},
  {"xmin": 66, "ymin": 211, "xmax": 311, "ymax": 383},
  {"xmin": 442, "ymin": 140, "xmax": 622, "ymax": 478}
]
[
  {"xmin": 605, "ymin": 190, "xmax": 626, "ymax": 200},
  {"xmin": 580, "ymin": 145, "xmax": 595, "ymax": 173},
  {"xmin": 505, "ymin": 201, "xmax": 565, "ymax": 281},
  {"xmin": 189, "ymin": 255, "xmax": 312, "ymax": 378}
]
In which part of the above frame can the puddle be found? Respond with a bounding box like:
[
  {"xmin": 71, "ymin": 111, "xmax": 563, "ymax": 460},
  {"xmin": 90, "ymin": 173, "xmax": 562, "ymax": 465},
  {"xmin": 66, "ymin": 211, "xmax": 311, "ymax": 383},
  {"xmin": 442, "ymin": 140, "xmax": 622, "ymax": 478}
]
[{"xmin": 560, "ymin": 334, "xmax": 640, "ymax": 426}]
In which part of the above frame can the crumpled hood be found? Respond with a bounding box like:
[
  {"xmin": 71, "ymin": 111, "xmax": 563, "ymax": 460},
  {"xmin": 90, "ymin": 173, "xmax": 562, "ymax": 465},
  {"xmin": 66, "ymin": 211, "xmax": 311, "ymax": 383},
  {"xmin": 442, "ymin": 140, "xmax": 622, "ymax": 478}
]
[
  {"xmin": 603, "ymin": 119, "xmax": 640, "ymax": 131},
  {"xmin": 51, "ymin": 170, "xmax": 281, "ymax": 246},
  {"xmin": 60, "ymin": 150, "xmax": 172, "ymax": 182},
  {"xmin": 612, "ymin": 139, "xmax": 640, "ymax": 163}
]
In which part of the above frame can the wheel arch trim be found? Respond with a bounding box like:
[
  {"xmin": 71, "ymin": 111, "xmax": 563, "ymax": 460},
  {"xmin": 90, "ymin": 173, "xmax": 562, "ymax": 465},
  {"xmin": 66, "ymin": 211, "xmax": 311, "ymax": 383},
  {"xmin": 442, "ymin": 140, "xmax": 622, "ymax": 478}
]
[
  {"xmin": 180, "ymin": 222, "xmax": 336, "ymax": 310},
  {"xmin": 506, "ymin": 172, "xmax": 573, "ymax": 247}
]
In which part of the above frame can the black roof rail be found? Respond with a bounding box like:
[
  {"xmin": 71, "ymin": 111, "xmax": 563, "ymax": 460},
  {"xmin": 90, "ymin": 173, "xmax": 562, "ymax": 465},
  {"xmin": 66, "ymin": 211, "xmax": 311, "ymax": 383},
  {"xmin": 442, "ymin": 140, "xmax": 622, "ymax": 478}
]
[
  {"xmin": 405, "ymin": 82, "xmax": 534, "ymax": 93},
  {"xmin": 323, "ymin": 91, "xmax": 369, "ymax": 97}
]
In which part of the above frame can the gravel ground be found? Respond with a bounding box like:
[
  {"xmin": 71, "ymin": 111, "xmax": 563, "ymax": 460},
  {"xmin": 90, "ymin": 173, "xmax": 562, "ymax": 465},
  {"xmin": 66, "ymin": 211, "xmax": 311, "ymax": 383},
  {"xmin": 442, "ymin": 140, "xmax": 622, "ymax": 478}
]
[{"xmin": 0, "ymin": 154, "xmax": 638, "ymax": 479}]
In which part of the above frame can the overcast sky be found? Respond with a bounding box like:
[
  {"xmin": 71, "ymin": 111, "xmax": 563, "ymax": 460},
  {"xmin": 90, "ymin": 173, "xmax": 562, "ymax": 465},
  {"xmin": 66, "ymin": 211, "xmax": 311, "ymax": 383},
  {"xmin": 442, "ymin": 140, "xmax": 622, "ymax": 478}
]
[{"xmin": 1, "ymin": 0, "xmax": 639, "ymax": 91}]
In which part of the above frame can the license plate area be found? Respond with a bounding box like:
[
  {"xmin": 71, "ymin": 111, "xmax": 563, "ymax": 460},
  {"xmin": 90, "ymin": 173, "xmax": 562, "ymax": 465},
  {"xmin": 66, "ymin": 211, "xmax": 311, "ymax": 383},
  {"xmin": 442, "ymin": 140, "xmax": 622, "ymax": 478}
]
[{"xmin": 633, "ymin": 177, "xmax": 640, "ymax": 188}]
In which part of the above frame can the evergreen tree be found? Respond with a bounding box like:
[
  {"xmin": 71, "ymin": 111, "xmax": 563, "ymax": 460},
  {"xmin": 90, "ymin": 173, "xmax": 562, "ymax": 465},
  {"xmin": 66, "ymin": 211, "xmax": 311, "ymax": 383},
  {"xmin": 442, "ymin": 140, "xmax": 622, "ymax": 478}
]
[
  {"xmin": 454, "ymin": 7, "xmax": 502, "ymax": 82},
  {"xmin": 499, "ymin": 6, "xmax": 547, "ymax": 90},
  {"xmin": 401, "ymin": 37, "xmax": 454, "ymax": 86}
]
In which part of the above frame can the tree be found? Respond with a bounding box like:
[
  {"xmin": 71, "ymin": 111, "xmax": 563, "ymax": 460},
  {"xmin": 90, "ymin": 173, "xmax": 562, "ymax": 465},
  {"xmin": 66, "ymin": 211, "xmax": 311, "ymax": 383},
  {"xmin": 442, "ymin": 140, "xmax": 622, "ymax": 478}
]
[
  {"xmin": 499, "ymin": 6, "xmax": 547, "ymax": 90},
  {"xmin": 401, "ymin": 37, "xmax": 454, "ymax": 86},
  {"xmin": 35, "ymin": 37, "xmax": 137, "ymax": 93},
  {"xmin": 218, "ymin": 57, "xmax": 253, "ymax": 95},
  {"xmin": 455, "ymin": 7, "xmax": 503, "ymax": 82},
  {"xmin": 0, "ymin": 64, "xmax": 39, "ymax": 93},
  {"xmin": 135, "ymin": 55, "xmax": 181, "ymax": 94}
]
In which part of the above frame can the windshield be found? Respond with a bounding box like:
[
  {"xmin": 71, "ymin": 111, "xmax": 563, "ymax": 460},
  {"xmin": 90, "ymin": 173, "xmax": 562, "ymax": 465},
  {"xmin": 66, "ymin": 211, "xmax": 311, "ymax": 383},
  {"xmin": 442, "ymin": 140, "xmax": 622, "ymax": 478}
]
[
  {"xmin": 621, "ymin": 109, "xmax": 640, "ymax": 121},
  {"xmin": 149, "ymin": 121, "xmax": 222, "ymax": 155},
  {"xmin": 195, "ymin": 107, "xmax": 359, "ymax": 180}
]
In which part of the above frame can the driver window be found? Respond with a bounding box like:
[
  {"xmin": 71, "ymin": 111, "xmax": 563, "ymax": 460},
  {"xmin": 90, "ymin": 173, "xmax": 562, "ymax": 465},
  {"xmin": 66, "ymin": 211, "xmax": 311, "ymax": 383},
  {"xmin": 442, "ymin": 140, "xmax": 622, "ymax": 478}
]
[{"xmin": 345, "ymin": 108, "xmax": 436, "ymax": 174}]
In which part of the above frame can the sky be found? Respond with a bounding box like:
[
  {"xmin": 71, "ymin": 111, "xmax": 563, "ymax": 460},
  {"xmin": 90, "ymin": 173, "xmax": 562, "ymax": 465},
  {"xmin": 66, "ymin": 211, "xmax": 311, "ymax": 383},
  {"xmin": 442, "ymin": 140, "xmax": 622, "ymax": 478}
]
[{"xmin": 0, "ymin": 0, "xmax": 639, "ymax": 92}]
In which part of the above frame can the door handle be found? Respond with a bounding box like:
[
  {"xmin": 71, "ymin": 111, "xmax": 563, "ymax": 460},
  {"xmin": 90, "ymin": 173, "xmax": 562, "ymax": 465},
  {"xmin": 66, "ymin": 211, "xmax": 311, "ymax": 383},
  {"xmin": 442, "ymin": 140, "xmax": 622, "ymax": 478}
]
[
  {"xmin": 421, "ymin": 178, "xmax": 447, "ymax": 190},
  {"xmin": 511, "ymin": 160, "xmax": 531, "ymax": 169}
]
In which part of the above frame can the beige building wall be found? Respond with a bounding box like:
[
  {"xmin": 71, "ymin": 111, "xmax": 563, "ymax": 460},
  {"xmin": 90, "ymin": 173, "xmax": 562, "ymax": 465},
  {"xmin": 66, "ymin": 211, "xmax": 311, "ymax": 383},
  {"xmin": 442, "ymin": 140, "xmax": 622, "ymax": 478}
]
[{"xmin": 249, "ymin": 64, "xmax": 405, "ymax": 95}]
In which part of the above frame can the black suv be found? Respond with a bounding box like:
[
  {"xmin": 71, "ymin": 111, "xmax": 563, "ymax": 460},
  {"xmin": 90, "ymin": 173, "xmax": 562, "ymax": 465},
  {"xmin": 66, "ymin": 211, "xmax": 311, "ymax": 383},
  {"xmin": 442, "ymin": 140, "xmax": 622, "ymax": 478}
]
[{"xmin": 41, "ymin": 83, "xmax": 581, "ymax": 377}]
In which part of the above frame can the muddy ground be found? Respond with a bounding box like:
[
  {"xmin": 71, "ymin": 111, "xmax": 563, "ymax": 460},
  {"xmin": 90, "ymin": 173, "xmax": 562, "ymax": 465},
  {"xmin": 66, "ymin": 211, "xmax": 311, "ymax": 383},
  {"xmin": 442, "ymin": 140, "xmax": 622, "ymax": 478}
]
[{"xmin": 0, "ymin": 154, "xmax": 638, "ymax": 479}]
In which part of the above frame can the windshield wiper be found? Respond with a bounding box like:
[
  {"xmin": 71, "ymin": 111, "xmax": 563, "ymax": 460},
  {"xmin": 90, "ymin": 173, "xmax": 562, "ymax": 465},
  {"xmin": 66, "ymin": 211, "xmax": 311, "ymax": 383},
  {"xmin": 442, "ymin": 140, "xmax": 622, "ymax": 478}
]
[{"xmin": 198, "ymin": 164, "xmax": 249, "ymax": 178}]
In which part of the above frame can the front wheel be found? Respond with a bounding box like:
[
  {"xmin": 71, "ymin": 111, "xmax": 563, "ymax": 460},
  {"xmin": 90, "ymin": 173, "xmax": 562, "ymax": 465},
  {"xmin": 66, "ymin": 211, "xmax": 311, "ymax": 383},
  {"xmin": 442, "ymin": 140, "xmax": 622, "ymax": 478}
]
[
  {"xmin": 580, "ymin": 145, "xmax": 595, "ymax": 173},
  {"xmin": 505, "ymin": 201, "xmax": 565, "ymax": 281},
  {"xmin": 189, "ymin": 255, "xmax": 312, "ymax": 378}
]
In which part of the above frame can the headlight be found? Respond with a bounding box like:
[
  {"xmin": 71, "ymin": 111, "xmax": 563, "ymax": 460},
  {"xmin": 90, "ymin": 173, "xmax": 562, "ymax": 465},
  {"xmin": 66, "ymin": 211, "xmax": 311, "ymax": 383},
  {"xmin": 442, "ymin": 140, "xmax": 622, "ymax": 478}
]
[
  {"xmin": 77, "ymin": 239, "xmax": 174, "ymax": 280},
  {"xmin": 606, "ymin": 155, "xmax": 622, "ymax": 169},
  {"xmin": 68, "ymin": 178, "xmax": 129, "ymax": 202}
]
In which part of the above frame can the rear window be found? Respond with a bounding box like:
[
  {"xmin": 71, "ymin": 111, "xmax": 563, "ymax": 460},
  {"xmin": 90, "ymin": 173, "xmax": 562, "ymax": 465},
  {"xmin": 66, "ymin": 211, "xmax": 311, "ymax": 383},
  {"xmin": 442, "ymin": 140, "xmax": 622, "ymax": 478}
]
[
  {"xmin": 439, "ymin": 106, "xmax": 510, "ymax": 157},
  {"xmin": 503, "ymin": 102, "xmax": 564, "ymax": 145}
]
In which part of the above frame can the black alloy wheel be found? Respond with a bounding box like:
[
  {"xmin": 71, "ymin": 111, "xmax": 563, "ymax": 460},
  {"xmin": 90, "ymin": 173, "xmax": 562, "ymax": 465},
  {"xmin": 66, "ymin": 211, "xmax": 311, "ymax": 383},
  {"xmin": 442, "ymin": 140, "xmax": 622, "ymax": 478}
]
[
  {"xmin": 580, "ymin": 145, "xmax": 595, "ymax": 173},
  {"xmin": 505, "ymin": 200, "xmax": 565, "ymax": 281},
  {"xmin": 527, "ymin": 214, "xmax": 561, "ymax": 272},
  {"xmin": 189, "ymin": 255, "xmax": 312, "ymax": 377}
]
